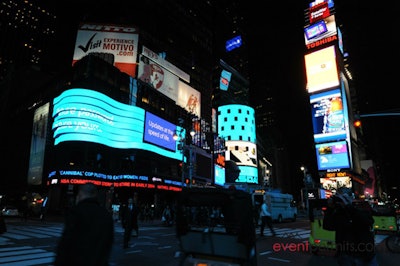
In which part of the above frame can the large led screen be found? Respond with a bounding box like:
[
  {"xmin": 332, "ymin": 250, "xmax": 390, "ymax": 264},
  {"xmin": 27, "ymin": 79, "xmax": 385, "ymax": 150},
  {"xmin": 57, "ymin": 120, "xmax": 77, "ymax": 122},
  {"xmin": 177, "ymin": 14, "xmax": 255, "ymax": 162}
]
[
  {"xmin": 217, "ymin": 105, "xmax": 256, "ymax": 143},
  {"xmin": 310, "ymin": 88, "xmax": 347, "ymax": 143},
  {"xmin": 308, "ymin": 1, "xmax": 332, "ymax": 24},
  {"xmin": 304, "ymin": 20, "xmax": 328, "ymax": 40},
  {"xmin": 214, "ymin": 164, "xmax": 226, "ymax": 186},
  {"xmin": 144, "ymin": 111, "xmax": 178, "ymax": 152},
  {"xmin": 28, "ymin": 102, "xmax": 50, "ymax": 185},
  {"xmin": 304, "ymin": 45, "xmax": 339, "ymax": 93},
  {"xmin": 320, "ymin": 176, "xmax": 351, "ymax": 191},
  {"xmin": 225, "ymin": 140, "xmax": 257, "ymax": 167},
  {"xmin": 237, "ymin": 166, "xmax": 258, "ymax": 184},
  {"xmin": 304, "ymin": 15, "xmax": 337, "ymax": 46},
  {"xmin": 315, "ymin": 140, "xmax": 350, "ymax": 171},
  {"xmin": 52, "ymin": 88, "xmax": 182, "ymax": 161}
]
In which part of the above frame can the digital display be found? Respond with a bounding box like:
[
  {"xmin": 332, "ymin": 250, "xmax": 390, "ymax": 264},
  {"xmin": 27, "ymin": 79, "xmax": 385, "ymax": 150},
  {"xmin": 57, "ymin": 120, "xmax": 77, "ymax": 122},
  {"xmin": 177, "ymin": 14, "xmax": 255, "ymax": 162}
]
[
  {"xmin": 304, "ymin": 45, "xmax": 339, "ymax": 93},
  {"xmin": 52, "ymin": 88, "xmax": 182, "ymax": 161},
  {"xmin": 144, "ymin": 111, "xmax": 177, "ymax": 151},
  {"xmin": 310, "ymin": 88, "xmax": 347, "ymax": 143},
  {"xmin": 214, "ymin": 164, "xmax": 226, "ymax": 186},
  {"xmin": 304, "ymin": 20, "xmax": 328, "ymax": 40},
  {"xmin": 220, "ymin": 70, "xmax": 232, "ymax": 91},
  {"xmin": 304, "ymin": 15, "xmax": 337, "ymax": 46},
  {"xmin": 236, "ymin": 165, "xmax": 258, "ymax": 184},
  {"xmin": 225, "ymin": 35, "xmax": 242, "ymax": 52},
  {"xmin": 315, "ymin": 140, "xmax": 350, "ymax": 171}
]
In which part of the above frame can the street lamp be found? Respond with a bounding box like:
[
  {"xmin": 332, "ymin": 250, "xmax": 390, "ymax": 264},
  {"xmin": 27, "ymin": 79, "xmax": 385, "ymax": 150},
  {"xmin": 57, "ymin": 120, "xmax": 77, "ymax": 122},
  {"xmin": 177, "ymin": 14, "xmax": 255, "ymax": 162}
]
[
  {"xmin": 300, "ymin": 166, "xmax": 308, "ymax": 210},
  {"xmin": 173, "ymin": 119, "xmax": 195, "ymax": 188}
]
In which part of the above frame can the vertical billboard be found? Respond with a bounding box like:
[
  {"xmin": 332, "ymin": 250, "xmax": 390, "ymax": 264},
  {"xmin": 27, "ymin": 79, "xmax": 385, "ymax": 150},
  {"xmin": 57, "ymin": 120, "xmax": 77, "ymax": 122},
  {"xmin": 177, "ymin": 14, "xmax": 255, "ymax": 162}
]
[
  {"xmin": 218, "ymin": 104, "xmax": 257, "ymax": 184},
  {"xmin": 310, "ymin": 88, "xmax": 347, "ymax": 143},
  {"xmin": 72, "ymin": 23, "xmax": 139, "ymax": 77},
  {"xmin": 304, "ymin": 45, "xmax": 339, "ymax": 93},
  {"xmin": 176, "ymin": 80, "xmax": 201, "ymax": 117},
  {"xmin": 138, "ymin": 54, "xmax": 179, "ymax": 101},
  {"xmin": 315, "ymin": 140, "xmax": 350, "ymax": 171},
  {"xmin": 27, "ymin": 102, "xmax": 50, "ymax": 185}
]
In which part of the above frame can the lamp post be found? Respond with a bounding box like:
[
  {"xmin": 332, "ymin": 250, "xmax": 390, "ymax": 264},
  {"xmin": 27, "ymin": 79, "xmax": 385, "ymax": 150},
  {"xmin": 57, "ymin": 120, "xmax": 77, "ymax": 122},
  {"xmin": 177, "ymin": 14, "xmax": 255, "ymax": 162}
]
[
  {"xmin": 173, "ymin": 118, "xmax": 195, "ymax": 188},
  {"xmin": 300, "ymin": 166, "xmax": 308, "ymax": 210}
]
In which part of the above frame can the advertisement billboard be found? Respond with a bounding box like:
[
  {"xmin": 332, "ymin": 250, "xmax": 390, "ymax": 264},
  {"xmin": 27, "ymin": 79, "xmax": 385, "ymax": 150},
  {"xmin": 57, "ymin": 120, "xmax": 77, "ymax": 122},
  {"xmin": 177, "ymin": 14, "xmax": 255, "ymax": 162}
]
[
  {"xmin": 304, "ymin": 45, "xmax": 339, "ymax": 93},
  {"xmin": 217, "ymin": 104, "xmax": 256, "ymax": 143},
  {"xmin": 225, "ymin": 140, "xmax": 257, "ymax": 168},
  {"xmin": 52, "ymin": 88, "xmax": 182, "ymax": 161},
  {"xmin": 304, "ymin": 15, "xmax": 337, "ymax": 46},
  {"xmin": 138, "ymin": 54, "xmax": 179, "ymax": 102},
  {"xmin": 320, "ymin": 176, "xmax": 352, "ymax": 191},
  {"xmin": 315, "ymin": 140, "xmax": 350, "ymax": 171},
  {"xmin": 308, "ymin": 1, "xmax": 332, "ymax": 24},
  {"xmin": 176, "ymin": 80, "xmax": 201, "ymax": 117},
  {"xmin": 143, "ymin": 111, "xmax": 177, "ymax": 152},
  {"xmin": 141, "ymin": 46, "xmax": 190, "ymax": 83},
  {"xmin": 214, "ymin": 164, "xmax": 226, "ymax": 186},
  {"xmin": 27, "ymin": 102, "xmax": 50, "ymax": 185},
  {"xmin": 310, "ymin": 88, "xmax": 347, "ymax": 143},
  {"xmin": 72, "ymin": 23, "xmax": 139, "ymax": 77}
]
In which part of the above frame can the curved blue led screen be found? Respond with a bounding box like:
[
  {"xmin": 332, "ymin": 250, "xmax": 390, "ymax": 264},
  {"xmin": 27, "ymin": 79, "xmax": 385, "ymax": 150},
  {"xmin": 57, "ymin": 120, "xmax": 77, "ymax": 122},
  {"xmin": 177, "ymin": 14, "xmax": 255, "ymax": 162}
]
[
  {"xmin": 52, "ymin": 88, "xmax": 182, "ymax": 160},
  {"xmin": 236, "ymin": 165, "xmax": 258, "ymax": 184}
]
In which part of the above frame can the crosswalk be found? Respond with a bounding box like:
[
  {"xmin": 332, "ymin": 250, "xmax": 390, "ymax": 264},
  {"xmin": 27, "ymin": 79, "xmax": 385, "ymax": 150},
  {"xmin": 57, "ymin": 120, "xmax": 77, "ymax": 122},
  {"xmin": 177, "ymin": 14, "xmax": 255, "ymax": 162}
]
[
  {"xmin": 0, "ymin": 224, "xmax": 389, "ymax": 265},
  {"xmin": 0, "ymin": 246, "xmax": 55, "ymax": 266}
]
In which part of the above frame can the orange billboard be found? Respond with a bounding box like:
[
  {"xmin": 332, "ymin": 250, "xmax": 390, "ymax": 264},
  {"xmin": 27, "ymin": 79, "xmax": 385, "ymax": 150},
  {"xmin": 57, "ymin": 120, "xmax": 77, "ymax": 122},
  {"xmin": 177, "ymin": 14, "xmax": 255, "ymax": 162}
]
[{"xmin": 304, "ymin": 45, "xmax": 339, "ymax": 93}]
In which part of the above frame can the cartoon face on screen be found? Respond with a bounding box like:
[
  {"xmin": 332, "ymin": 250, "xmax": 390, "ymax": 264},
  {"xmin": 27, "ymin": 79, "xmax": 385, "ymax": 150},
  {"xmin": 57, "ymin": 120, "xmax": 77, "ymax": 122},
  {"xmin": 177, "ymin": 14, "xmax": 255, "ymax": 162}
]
[{"xmin": 149, "ymin": 64, "xmax": 164, "ymax": 89}]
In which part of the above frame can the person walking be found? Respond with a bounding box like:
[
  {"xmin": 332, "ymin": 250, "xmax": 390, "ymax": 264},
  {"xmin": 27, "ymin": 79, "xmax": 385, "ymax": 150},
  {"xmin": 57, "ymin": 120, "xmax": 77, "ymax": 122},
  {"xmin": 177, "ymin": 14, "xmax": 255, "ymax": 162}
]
[
  {"xmin": 323, "ymin": 187, "xmax": 378, "ymax": 266},
  {"xmin": 54, "ymin": 183, "xmax": 114, "ymax": 266},
  {"xmin": 260, "ymin": 199, "xmax": 276, "ymax": 237},
  {"xmin": 121, "ymin": 197, "xmax": 139, "ymax": 248}
]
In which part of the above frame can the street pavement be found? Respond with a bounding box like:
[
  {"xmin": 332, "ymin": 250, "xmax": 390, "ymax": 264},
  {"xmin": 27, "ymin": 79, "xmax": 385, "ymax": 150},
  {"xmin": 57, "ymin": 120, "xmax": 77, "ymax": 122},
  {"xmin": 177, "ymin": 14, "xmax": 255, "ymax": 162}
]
[{"xmin": 1, "ymin": 214, "xmax": 400, "ymax": 265}]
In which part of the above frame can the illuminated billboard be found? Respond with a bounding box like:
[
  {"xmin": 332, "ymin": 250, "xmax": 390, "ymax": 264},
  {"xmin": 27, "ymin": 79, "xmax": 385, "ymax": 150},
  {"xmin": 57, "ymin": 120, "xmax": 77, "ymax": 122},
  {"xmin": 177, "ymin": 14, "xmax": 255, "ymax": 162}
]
[
  {"xmin": 220, "ymin": 70, "xmax": 232, "ymax": 91},
  {"xmin": 138, "ymin": 54, "xmax": 179, "ymax": 101},
  {"xmin": 310, "ymin": 88, "xmax": 347, "ymax": 143},
  {"xmin": 218, "ymin": 104, "xmax": 258, "ymax": 184},
  {"xmin": 143, "ymin": 111, "xmax": 178, "ymax": 152},
  {"xmin": 225, "ymin": 140, "xmax": 257, "ymax": 168},
  {"xmin": 304, "ymin": 20, "xmax": 328, "ymax": 40},
  {"xmin": 226, "ymin": 35, "xmax": 242, "ymax": 52},
  {"xmin": 304, "ymin": 15, "xmax": 337, "ymax": 46},
  {"xmin": 315, "ymin": 140, "xmax": 350, "ymax": 171},
  {"xmin": 72, "ymin": 23, "xmax": 139, "ymax": 77},
  {"xmin": 308, "ymin": 1, "xmax": 333, "ymax": 24},
  {"xmin": 214, "ymin": 164, "xmax": 226, "ymax": 186},
  {"xmin": 217, "ymin": 104, "xmax": 256, "ymax": 143},
  {"xmin": 52, "ymin": 88, "xmax": 182, "ymax": 161},
  {"xmin": 304, "ymin": 45, "xmax": 339, "ymax": 93},
  {"xmin": 176, "ymin": 80, "xmax": 201, "ymax": 117},
  {"xmin": 27, "ymin": 102, "xmax": 50, "ymax": 185},
  {"xmin": 320, "ymin": 176, "xmax": 352, "ymax": 191}
]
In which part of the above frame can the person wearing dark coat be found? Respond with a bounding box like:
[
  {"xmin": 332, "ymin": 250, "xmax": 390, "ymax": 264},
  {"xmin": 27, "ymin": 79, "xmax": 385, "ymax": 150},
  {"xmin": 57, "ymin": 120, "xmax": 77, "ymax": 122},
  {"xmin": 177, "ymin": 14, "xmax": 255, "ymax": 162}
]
[
  {"xmin": 323, "ymin": 187, "xmax": 378, "ymax": 266},
  {"xmin": 121, "ymin": 197, "xmax": 139, "ymax": 248},
  {"xmin": 54, "ymin": 183, "xmax": 114, "ymax": 266}
]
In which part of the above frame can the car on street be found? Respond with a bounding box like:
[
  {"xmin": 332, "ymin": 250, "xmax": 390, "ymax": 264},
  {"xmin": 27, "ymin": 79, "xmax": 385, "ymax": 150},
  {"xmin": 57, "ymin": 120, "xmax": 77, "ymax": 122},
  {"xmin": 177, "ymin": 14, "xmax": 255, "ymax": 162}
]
[{"xmin": 1, "ymin": 205, "xmax": 20, "ymax": 217}]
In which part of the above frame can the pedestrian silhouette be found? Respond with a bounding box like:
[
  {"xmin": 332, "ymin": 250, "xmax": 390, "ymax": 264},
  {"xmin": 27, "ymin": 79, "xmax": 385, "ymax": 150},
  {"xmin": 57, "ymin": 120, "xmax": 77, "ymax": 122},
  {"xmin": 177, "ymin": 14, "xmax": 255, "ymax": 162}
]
[{"xmin": 54, "ymin": 183, "xmax": 114, "ymax": 266}]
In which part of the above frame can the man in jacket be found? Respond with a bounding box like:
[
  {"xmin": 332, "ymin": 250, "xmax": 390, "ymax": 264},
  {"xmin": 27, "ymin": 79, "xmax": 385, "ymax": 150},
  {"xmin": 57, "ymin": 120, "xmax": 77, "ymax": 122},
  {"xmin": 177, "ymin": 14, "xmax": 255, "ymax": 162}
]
[
  {"xmin": 121, "ymin": 197, "xmax": 139, "ymax": 248},
  {"xmin": 260, "ymin": 199, "xmax": 276, "ymax": 237},
  {"xmin": 54, "ymin": 183, "xmax": 114, "ymax": 266}
]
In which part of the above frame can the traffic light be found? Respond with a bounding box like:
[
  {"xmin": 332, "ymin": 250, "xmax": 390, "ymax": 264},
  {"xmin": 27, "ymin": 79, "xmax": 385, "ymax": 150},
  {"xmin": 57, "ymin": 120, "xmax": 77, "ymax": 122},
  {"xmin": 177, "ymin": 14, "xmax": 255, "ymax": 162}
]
[{"xmin": 353, "ymin": 119, "xmax": 362, "ymax": 128}]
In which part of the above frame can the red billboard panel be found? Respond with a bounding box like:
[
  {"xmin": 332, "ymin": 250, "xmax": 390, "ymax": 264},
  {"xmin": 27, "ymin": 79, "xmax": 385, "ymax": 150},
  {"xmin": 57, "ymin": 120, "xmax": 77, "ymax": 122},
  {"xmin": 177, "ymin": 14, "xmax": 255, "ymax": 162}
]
[
  {"xmin": 309, "ymin": 1, "xmax": 330, "ymax": 24},
  {"xmin": 72, "ymin": 23, "xmax": 139, "ymax": 77}
]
